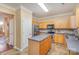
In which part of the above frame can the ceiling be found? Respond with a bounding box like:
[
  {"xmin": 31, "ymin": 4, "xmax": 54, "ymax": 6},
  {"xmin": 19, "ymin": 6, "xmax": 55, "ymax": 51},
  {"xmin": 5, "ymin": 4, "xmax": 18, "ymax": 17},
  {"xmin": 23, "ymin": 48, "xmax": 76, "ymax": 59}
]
[{"xmin": 4, "ymin": 3, "xmax": 77, "ymax": 18}]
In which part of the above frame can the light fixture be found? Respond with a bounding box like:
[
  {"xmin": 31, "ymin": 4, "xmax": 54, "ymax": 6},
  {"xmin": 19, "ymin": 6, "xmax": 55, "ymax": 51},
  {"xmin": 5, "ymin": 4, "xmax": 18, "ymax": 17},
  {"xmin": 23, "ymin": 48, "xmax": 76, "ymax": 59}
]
[
  {"xmin": 37, "ymin": 3, "xmax": 48, "ymax": 12},
  {"xmin": 0, "ymin": 21, "xmax": 3, "ymax": 25}
]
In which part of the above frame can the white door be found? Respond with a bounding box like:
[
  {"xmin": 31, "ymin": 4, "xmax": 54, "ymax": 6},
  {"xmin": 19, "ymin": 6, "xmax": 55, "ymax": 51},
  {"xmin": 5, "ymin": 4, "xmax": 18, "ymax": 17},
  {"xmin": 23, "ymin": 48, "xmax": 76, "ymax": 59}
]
[{"xmin": 21, "ymin": 15, "xmax": 32, "ymax": 49}]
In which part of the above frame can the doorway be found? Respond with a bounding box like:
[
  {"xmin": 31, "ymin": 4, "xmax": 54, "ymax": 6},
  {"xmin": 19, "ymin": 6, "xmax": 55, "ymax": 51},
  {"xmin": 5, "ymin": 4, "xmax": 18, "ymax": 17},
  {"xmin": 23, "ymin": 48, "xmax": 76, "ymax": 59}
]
[{"xmin": 0, "ymin": 13, "xmax": 14, "ymax": 53}]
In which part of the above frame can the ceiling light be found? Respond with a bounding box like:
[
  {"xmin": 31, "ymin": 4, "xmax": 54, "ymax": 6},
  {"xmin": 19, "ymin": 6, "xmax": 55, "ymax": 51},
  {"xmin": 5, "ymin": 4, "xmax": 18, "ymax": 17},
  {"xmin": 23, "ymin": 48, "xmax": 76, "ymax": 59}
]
[{"xmin": 37, "ymin": 3, "xmax": 48, "ymax": 12}]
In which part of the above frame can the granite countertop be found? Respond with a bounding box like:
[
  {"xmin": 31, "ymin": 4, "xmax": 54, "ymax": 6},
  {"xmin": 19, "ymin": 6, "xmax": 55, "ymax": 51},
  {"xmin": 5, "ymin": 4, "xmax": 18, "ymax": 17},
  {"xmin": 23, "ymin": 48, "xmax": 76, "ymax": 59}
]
[{"xmin": 29, "ymin": 34, "xmax": 50, "ymax": 41}]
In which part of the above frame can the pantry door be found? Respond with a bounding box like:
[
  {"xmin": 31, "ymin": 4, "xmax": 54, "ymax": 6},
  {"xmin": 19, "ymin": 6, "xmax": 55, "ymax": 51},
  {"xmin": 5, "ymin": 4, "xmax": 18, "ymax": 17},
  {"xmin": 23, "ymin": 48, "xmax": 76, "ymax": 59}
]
[{"xmin": 21, "ymin": 15, "xmax": 32, "ymax": 49}]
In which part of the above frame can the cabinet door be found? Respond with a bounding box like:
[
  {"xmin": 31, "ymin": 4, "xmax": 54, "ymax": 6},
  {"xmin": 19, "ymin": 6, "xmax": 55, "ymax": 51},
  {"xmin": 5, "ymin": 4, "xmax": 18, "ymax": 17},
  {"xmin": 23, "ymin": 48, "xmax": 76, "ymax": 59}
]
[
  {"xmin": 54, "ymin": 34, "xmax": 59, "ymax": 43},
  {"xmin": 54, "ymin": 34, "xmax": 65, "ymax": 44},
  {"xmin": 70, "ymin": 16, "xmax": 76, "ymax": 28},
  {"xmin": 76, "ymin": 8, "xmax": 79, "ymax": 27},
  {"xmin": 58, "ymin": 34, "xmax": 64, "ymax": 44},
  {"xmin": 40, "ymin": 36, "xmax": 51, "ymax": 55}
]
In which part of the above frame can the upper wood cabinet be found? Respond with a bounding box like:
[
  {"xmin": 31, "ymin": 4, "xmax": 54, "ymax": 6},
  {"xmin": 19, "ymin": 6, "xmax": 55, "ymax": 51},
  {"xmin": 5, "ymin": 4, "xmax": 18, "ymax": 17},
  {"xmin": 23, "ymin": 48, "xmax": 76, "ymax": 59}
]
[
  {"xmin": 76, "ymin": 7, "xmax": 79, "ymax": 28},
  {"xmin": 70, "ymin": 16, "xmax": 77, "ymax": 28},
  {"xmin": 39, "ymin": 17, "xmax": 71, "ymax": 29},
  {"xmin": 39, "ymin": 22, "xmax": 48, "ymax": 29},
  {"xmin": 32, "ymin": 19, "xmax": 39, "ymax": 25},
  {"xmin": 54, "ymin": 19, "xmax": 70, "ymax": 28}
]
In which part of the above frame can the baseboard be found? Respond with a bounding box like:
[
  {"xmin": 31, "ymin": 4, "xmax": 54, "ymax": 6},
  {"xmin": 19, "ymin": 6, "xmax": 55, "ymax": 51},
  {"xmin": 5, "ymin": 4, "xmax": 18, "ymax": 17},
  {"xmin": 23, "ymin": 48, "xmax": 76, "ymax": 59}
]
[
  {"xmin": 14, "ymin": 46, "xmax": 28, "ymax": 52},
  {"xmin": 14, "ymin": 46, "xmax": 22, "ymax": 51}
]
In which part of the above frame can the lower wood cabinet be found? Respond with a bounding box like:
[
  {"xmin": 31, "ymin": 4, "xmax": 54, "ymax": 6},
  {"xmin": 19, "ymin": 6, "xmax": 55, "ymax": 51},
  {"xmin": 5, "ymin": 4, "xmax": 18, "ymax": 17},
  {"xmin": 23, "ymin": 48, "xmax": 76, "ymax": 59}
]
[
  {"xmin": 28, "ymin": 35, "xmax": 51, "ymax": 55},
  {"xmin": 40, "ymin": 36, "xmax": 51, "ymax": 54},
  {"xmin": 54, "ymin": 34, "xmax": 66, "ymax": 45}
]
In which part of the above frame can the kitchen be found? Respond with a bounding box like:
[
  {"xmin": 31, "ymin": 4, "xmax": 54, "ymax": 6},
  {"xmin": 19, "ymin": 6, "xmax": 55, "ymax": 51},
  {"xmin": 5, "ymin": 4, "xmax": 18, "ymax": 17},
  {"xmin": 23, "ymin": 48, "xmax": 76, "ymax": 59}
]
[
  {"xmin": 29, "ymin": 3, "xmax": 79, "ymax": 55},
  {"xmin": 0, "ymin": 3, "xmax": 79, "ymax": 55}
]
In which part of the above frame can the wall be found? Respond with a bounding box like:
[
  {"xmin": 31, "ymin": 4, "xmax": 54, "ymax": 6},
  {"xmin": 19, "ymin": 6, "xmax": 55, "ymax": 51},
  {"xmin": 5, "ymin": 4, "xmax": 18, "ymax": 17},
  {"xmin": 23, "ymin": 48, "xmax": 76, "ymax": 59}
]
[
  {"xmin": 15, "ymin": 7, "xmax": 21, "ymax": 49},
  {"xmin": 38, "ymin": 15, "xmax": 71, "ymax": 29}
]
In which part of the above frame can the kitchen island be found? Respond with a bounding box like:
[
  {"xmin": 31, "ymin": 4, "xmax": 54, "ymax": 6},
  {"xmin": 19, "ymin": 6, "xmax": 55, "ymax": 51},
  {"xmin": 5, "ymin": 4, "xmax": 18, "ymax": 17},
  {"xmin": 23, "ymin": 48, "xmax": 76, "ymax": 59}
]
[{"xmin": 28, "ymin": 34, "xmax": 52, "ymax": 55}]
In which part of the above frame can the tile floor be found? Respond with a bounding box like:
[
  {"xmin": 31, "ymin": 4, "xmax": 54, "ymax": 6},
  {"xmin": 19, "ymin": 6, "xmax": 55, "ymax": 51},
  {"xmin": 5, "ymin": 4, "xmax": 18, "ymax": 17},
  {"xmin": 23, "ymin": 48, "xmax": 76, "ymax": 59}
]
[
  {"xmin": 0, "ymin": 48, "xmax": 28, "ymax": 55},
  {"xmin": 48, "ymin": 43, "xmax": 69, "ymax": 55},
  {"xmin": 1, "ymin": 43, "xmax": 79, "ymax": 55},
  {"xmin": 48, "ymin": 43, "xmax": 79, "ymax": 55}
]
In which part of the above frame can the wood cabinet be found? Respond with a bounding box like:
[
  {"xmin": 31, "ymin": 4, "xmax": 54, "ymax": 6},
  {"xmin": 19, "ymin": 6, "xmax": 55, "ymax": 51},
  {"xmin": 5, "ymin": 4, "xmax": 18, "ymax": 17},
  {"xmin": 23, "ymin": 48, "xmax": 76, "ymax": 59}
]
[
  {"xmin": 70, "ymin": 16, "xmax": 76, "ymax": 28},
  {"xmin": 76, "ymin": 7, "xmax": 79, "ymax": 28},
  {"xmin": 28, "ymin": 35, "xmax": 51, "ymax": 55},
  {"xmin": 54, "ymin": 34, "xmax": 65, "ymax": 44},
  {"xmin": 39, "ymin": 17, "xmax": 71, "ymax": 29},
  {"xmin": 32, "ymin": 19, "xmax": 39, "ymax": 25},
  {"xmin": 40, "ymin": 35, "xmax": 51, "ymax": 54}
]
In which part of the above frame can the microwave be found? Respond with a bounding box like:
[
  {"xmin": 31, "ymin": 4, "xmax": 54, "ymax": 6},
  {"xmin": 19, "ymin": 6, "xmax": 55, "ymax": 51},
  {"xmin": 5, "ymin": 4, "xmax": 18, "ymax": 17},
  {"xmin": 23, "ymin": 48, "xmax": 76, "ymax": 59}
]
[{"xmin": 47, "ymin": 24, "xmax": 54, "ymax": 29}]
